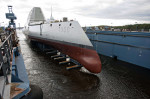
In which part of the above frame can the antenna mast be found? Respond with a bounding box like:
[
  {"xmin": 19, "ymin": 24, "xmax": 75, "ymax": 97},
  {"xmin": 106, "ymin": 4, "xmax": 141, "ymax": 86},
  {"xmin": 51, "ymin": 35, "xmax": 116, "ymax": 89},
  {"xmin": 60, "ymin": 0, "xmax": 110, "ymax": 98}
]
[
  {"xmin": 50, "ymin": 6, "xmax": 54, "ymax": 21},
  {"xmin": 51, "ymin": 6, "xmax": 52, "ymax": 18}
]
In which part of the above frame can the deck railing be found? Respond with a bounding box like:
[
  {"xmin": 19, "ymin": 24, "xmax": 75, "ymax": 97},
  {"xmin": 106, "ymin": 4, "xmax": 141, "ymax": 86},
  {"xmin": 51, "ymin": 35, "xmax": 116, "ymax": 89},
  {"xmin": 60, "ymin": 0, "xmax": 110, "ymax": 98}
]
[{"xmin": 0, "ymin": 32, "xmax": 13, "ymax": 98}]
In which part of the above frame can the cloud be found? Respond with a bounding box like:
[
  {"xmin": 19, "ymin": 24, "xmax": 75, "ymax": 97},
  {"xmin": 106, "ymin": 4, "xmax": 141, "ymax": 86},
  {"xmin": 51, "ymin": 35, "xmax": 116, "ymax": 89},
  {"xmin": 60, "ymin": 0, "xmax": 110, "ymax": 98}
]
[
  {"xmin": 0, "ymin": 0, "xmax": 150, "ymax": 27},
  {"xmin": 73, "ymin": 0, "xmax": 150, "ymax": 21}
]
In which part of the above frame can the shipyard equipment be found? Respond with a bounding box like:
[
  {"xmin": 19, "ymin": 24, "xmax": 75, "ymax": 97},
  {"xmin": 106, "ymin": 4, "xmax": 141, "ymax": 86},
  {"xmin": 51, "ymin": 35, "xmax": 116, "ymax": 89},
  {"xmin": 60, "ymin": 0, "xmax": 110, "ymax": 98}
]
[
  {"xmin": 0, "ymin": 6, "xmax": 43, "ymax": 99},
  {"xmin": 5, "ymin": 6, "xmax": 17, "ymax": 28}
]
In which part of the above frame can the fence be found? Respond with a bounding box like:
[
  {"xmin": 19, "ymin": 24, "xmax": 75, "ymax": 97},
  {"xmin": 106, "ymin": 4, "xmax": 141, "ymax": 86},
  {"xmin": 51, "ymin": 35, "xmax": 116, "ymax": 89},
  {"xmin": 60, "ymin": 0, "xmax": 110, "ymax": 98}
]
[{"xmin": 0, "ymin": 32, "xmax": 13, "ymax": 98}]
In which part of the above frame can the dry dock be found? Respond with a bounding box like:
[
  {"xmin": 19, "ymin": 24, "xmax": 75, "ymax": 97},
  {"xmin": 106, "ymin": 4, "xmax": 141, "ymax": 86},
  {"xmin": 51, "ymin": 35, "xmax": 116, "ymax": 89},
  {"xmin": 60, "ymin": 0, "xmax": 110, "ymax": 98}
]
[{"xmin": 18, "ymin": 30, "xmax": 150, "ymax": 99}]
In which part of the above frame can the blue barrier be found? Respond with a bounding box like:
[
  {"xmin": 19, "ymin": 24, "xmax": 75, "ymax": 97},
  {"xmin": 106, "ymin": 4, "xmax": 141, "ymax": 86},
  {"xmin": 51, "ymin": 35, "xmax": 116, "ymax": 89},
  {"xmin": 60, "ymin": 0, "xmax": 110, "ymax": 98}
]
[{"xmin": 86, "ymin": 30, "xmax": 150, "ymax": 69}]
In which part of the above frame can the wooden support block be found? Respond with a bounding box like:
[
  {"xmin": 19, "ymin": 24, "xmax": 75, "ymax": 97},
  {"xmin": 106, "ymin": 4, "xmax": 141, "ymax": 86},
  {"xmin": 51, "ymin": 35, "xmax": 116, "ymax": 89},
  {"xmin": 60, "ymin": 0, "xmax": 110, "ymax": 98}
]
[
  {"xmin": 54, "ymin": 57, "xmax": 65, "ymax": 60},
  {"xmin": 59, "ymin": 60, "xmax": 70, "ymax": 65},
  {"xmin": 51, "ymin": 55, "xmax": 61, "ymax": 58},
  {"xmin": 66, "ymin": 65, "xmax": 81, "ymax": 70}
]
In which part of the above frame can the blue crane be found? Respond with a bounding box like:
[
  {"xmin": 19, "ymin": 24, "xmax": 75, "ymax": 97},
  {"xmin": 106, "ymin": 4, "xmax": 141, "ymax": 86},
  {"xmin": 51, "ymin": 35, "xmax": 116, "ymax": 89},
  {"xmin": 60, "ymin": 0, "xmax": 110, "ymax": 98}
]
[{"xmin": 5, "ymin": 5, "xmax": 17, "ymax": 28}]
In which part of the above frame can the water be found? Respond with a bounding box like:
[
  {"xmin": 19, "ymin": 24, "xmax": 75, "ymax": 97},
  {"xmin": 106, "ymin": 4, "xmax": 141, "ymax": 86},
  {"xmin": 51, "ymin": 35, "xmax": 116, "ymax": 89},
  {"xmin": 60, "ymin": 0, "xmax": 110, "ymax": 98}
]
[{"xmin": 17, "ymin": 30, "xmax": 150, "ymax": 99}]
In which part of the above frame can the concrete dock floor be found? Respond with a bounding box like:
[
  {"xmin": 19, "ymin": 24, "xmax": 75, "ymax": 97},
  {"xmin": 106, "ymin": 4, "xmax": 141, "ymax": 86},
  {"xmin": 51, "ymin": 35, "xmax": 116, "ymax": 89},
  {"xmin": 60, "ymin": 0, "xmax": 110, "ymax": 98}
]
[{"xmin": 18, "ymin": 30, "xmax": 150, "ymax": 99}]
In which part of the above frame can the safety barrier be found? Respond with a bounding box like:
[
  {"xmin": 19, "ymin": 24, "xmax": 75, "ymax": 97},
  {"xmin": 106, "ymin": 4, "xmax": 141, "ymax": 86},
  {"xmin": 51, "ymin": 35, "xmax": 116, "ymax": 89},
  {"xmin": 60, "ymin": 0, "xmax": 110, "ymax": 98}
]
[{"xmin": 0, "ymin": 33, "xmax": 13, "ymax": 98}]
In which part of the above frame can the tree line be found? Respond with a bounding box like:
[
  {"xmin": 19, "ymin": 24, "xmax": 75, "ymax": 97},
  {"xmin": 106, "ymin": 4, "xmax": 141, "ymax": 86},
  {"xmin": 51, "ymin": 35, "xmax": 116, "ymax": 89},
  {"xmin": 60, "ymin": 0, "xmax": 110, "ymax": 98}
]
[{"xmin": 113, "ymin": 24, "xmax": 150, "ymax": 31}]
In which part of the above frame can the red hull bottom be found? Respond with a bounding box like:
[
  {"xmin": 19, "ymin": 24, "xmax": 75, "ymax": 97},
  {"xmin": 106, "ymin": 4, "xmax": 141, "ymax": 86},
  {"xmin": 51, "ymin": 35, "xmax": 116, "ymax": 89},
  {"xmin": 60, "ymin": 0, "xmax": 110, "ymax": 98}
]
[{"xmin": 29, "ymin": 36, "xmax": 101, "ymax": 73}]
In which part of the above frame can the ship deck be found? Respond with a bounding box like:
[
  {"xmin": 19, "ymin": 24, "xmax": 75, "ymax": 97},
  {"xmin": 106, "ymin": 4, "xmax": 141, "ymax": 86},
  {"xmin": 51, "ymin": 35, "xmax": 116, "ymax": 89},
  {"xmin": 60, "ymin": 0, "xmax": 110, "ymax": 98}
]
[{"xmin": 18, "ymin": 30, "xmax": 150, "ymax": 99}]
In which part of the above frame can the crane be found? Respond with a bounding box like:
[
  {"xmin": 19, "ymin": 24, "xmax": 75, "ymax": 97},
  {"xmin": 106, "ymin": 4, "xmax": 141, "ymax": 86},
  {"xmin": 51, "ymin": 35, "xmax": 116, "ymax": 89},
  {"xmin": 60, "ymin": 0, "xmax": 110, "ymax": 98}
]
[{"xmin": 5, "ymin": 5, "xmax": 17, "ymax": 28}]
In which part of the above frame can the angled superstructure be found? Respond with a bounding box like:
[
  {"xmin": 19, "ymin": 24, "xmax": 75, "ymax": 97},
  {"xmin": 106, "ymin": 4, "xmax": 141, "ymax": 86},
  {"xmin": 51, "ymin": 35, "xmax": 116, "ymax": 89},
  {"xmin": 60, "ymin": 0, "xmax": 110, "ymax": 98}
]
[{"xmin": 27, "ymin": 7, "xmax": 45, "ymax": 24}]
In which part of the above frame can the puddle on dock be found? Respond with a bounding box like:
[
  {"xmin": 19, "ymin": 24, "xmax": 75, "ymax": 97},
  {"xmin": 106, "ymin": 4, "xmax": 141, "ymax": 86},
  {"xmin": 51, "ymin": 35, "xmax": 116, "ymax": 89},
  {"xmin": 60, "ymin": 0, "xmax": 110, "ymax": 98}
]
[{"xmin": 17, "ymin": 30, "xmax": 150, "ymax": 99}]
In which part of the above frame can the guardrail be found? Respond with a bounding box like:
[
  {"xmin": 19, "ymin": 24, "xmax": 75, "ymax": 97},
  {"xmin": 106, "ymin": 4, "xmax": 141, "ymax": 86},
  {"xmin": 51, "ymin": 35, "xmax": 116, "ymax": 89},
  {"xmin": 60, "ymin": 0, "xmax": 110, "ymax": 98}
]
[{"xmin": 0, "ymin": 32, "xmax": 13, "ymax": 98}]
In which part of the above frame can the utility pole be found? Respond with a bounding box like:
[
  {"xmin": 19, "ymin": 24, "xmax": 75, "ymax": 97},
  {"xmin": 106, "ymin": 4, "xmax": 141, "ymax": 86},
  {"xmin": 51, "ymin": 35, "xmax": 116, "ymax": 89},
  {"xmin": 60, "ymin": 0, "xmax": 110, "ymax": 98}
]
[
  {"xmin": 0, "ymin": 22, "xmax": 4, "ymax": 27},
  {"xmin": 135, "ymin": 22, "xmax": 137, "ymax": 31}
]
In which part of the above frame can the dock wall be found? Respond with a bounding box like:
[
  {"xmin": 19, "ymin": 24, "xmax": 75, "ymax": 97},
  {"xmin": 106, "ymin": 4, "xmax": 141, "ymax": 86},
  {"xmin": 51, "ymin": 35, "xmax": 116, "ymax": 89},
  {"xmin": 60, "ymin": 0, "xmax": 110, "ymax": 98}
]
[{"xmin": 86, "ymin": 30, "xmax": 150, "ymax": 69}]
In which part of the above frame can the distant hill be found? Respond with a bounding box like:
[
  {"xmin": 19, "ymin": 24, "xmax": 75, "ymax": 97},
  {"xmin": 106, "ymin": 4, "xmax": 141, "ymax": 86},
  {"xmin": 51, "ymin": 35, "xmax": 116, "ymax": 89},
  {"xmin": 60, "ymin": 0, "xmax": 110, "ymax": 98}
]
[
  {"xmin": 83, "ymin": 24, "xmax": 150, "ymax": 32},
  {"xmin": 112, "ymin": 24, "xmax": 150, "ymax": 31}
]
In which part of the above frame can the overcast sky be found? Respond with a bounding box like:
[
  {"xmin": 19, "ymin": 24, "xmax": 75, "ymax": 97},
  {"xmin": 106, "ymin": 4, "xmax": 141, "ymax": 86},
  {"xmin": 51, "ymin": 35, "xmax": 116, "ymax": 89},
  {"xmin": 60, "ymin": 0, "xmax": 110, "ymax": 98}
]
[{"xmin": 0, "ymin": 0, "xmax": 150, "ymax": 27}]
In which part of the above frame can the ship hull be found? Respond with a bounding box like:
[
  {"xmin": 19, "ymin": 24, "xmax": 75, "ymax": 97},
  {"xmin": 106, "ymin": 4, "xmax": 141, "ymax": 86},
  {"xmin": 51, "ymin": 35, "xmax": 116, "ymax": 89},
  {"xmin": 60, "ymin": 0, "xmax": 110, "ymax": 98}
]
[{"xmin": 28, "ymin": 35, "xmax": 101, "ymax": 73}]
